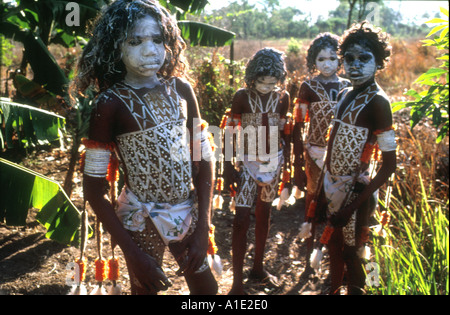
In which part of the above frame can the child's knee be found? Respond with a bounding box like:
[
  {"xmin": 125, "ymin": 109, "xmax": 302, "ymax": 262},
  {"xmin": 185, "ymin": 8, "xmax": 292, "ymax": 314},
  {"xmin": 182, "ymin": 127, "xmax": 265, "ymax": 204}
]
[
  {"xmin": 233, "ymin": 207, "xmax": 251, "ymax": 229},
  {"xmin": 187, "ymin": 270, "xmax": 218, "ymax": 295}
]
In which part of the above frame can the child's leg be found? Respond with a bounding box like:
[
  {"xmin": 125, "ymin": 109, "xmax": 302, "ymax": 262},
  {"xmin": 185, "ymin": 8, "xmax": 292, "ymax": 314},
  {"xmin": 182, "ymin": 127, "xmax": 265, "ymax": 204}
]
[
  {"xmin": 126, "ymin": 218, "xmax": 166, "ymax": 295},
  {"xmin": 343, "ymin": 245, "xmax": 365, "ymax": 295},
  {"xmin": 229, "ymin": 167, "xmax": 258, "ymax": 294},
  {"xmin": 328, "ymin": 227, "xmax": 345, "ymax": 295},
  {"xmin": 304, "ymin": 151, "xmax": 322, "ymax": 269},
  {"xmin": 252, "ymin": 192, "xmax": 272, "ymax": 276},
  {"xmin": 169, "ymin": 240, "xmax": 218, "ymax": 295},
  {"xmin": 342, "ymin": 192, "xmax": 374, "ymax": 295},
  {"xmin": 229, "ymin": 206, "xmax": 252, "ymax": 294}
]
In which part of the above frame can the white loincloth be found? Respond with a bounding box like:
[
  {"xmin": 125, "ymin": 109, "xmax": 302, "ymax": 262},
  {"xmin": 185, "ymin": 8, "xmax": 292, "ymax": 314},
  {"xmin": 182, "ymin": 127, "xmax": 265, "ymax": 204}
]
[{"xmin": 116, "ymin": 186, "xmax": 194, "ymax": 245}]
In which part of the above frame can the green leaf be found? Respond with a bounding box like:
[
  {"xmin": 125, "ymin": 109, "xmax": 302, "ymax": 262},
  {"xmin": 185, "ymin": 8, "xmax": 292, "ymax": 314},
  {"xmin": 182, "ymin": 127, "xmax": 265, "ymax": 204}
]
[
  {"xmin": 178, "ymin": 20, "xmax": 235, "ymax": 47},
  {"xmin": 0, "ymin": 158, "xmax": 86, "ymax": 246},
  {"xmin": 426, "ymin": 24, "xmax": 447, "ymax": 38},
  {"xmin": 415, "ymin": 68, "xmax": 447, "ymax": 84},
  {"xmin": 391, "ymin": 101, "xmax": 407, "ymax": 113},
  {"xmin": 0, "ymin": 100, "xmax": 65, "ymax": 149},
  {"xmin": 167, "ymin": 0, "xmax": 209, "ymax": 14},
  {"xmin": 426, "ymin": 18, "xmax": 449, "ymax": 24}
]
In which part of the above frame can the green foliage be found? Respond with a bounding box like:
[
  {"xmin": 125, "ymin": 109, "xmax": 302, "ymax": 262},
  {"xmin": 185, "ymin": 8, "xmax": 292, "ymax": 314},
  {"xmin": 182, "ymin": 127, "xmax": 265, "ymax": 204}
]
[
  {"xmin": 204, "ymin": 0, "xmax": 430, "ymax": 40},
  {"xmin": 370, "ymin": 173, "xmax": 449, "ymax": 295},
  {"xmin": 0, "ymin": 35, "xmax": 14, "ymax": 68},
  {"xmin": 0, "ymin": 98, "xmax": 65, "ymax": 150},
  {"xmin": 0, "ymin": 158, "xmax": 86, "ymax": 246},
  {"xmin": 193, "ymin": 53, "xmax": 244, "ymax": 126},
  {"xmin": 0, "ymin": 0, "xmax": 106, "ymax": 95},
  {"xmin": 164, "ymin": 0, "xmax": 209, "ymax": 15},
  {"xmin": 287, "ymin": 37, "xmax": 302, "ymax": 56},
  {"xmin": 392, "ymin": 8, "xmax": 449, "ymax": 143},
  {"xmin": 178, "ymin": 21, "xmax": 235, "ymax": 47}
]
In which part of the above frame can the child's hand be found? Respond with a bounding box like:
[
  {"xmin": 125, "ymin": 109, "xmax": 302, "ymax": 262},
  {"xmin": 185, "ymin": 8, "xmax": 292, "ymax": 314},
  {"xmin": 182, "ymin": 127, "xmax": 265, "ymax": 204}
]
[
  {"xmin": 223, "ymin": 162, "xmax": 239, "ymax": 191},
  {"xmin": 131, "ymin": 252, "xmax": 172, "ymax": 293},
  {"xmin": 293, "ymin": 161, "xmax": 306, "ymax": 191},
  {"xmin": 330, "ymin": 205, "xmax": 355, "ymax": 228},
  {"xmin": 175, "ymin": 227, "xmax": 208, "ymax": 275}
]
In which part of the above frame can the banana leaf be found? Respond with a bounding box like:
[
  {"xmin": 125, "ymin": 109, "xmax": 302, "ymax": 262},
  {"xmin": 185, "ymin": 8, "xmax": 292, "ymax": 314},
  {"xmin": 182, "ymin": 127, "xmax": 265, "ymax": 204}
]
[
  {"xmin": 168, "ymin": 0, "xmax": 209, "ymax": 14},
  {"xmin": 0, "ymin": 158, "xmax": 86, "ymax": 246},
  {"xmin": 0, "ymin": 99, "xmax": 65, "ymax": 149},
  {"xmin": 178, "ymin": 20, "xmax": 235, "ymax": 47}
]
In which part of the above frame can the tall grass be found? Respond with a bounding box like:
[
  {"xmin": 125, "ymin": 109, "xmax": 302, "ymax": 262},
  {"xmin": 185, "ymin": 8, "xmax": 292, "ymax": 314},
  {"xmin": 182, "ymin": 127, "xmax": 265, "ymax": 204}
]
[
  {"xmin": 370, "ymin": 173, "xmax": 449, "ymax": 295},
  {"xmin": 368, "ymin": 116, "xmax": 449, "ymax": 295}
]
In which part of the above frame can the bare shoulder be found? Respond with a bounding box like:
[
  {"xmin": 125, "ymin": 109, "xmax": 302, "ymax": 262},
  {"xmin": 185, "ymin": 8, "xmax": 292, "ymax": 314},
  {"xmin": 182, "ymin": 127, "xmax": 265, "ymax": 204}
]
[
  {"xmin": 88, "ymin": 89, "xmax": 123, "ymax": 142},
  {"xmin": 230, "ymin": 88, "xmax": 249, "ymax": 113},
  {"xmin": 92, "ymin": 89, "xmax": 121, "ymax": 120},
  {"xmin": 367, "ymin": 89, "xmax": 393, "ymax": 130},
  {"xmin": 234, "ymin": 88, "xmax": 248, "ymax": 99},
  {"xmin": 371, "ymin": 89, "xmax": 391, "ymax": 112}
]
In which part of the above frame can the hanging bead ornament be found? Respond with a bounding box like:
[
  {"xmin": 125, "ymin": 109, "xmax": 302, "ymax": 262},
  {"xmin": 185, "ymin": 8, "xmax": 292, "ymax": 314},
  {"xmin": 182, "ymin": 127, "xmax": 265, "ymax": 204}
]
[
  {"xmin": 213, "ymin": 177, "xmax": 224, "ymax": 210},
  {"xmin": 90, "ymin": 219, "xmax": 108, "ymax": 295},
  {"xmin": 207, "ymin": 225, "xmax": 223, "ymax": 276},
  {"xmin": 67, "ymin": 198, "xmax": 89, "ymax": 295},
  {"xmin": 68, "ymin": 139, "xmax": 122, "ymax": 295}
]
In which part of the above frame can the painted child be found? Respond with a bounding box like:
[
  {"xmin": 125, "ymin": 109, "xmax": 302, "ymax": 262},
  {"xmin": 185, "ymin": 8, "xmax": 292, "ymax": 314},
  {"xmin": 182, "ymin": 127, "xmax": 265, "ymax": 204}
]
[
  {"xmin": 224, "ymin": 48, "xmax": 290, "ymax": 295},
  {"xmin": 293, "ymin": 33, "xmax": 351, "ymax": 271},
  {"xmin": 71, "ymin": 0, "xmax": 217, "ymax": 295},
  {"xmin": 324, "ymin": 22, "xmax": 396, "ymax": 294}
]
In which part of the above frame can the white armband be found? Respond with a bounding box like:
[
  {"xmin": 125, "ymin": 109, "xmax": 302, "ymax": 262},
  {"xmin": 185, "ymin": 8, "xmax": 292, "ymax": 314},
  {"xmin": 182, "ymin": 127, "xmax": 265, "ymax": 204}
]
[
  {"xmin": 84, "ymin": 148, "xmax": 111, "ymax": 178},
  {"xmin": 376, "ymin": 129, "xmax": 397, "ymax": 152},
  {"xmin": 201, "ymin": 127, "xmax": 215, "ymax": 162}
]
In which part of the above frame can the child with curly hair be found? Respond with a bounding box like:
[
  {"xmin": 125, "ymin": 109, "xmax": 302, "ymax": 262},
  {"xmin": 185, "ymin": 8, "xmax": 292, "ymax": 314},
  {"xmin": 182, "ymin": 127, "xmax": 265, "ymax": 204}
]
[
  {"xmin": 293, "ymin": 33, "xmax": 350, "ymax": 272},
  {"xmin": 71, "ymin": 0, "xmax": 217, "ymax": 295},
  {"xmin": 323, "ymin": 22, "xmax": 396, "ymax": 294},
  {"xmin": 223, "ymin": 48, "xmax": 291, "ymax": 295}
]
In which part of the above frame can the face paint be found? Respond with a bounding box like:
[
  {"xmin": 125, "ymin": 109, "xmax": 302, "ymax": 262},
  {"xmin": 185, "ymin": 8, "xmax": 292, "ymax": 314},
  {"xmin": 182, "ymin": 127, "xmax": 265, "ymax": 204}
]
[
  {"xmin": 315, "ymin": 47, "xmax": 339, "ymax": 78},
  {"xmin": 343, "ymin": 44, "xmax": 377, "ymax": 88},
  {"xmin": 121, "ymin": 15, "xmax": 166, "ymax": 87},
  {"xmin": 254, "ymin": 76, "xmax": 278, "ymax": 94}
]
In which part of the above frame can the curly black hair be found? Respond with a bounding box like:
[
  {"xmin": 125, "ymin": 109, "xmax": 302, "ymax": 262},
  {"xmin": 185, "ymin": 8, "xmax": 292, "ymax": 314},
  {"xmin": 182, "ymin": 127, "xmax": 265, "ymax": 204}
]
[
  {"xmin": 339, "ymin": 21, "xmax": 392, "ymax": 70},
  {"xmin": 306, "ymin": 32, "xmax": 341, "ymax": 74},
  {"xmin": 244, "ymin": 47, "xmax": 287, "ymax": 88},
  {"xmin": 71, "ymin": 0, "xmax": 188, "ymax": 97}
]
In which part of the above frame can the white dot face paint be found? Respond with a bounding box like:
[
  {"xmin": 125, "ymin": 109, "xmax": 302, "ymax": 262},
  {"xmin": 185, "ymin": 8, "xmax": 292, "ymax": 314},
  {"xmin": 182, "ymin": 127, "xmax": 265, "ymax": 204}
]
[
  {"xmin": 343, "ymin": 44, "xmax": 377, "ymax": 88},
  {"xmin": 254, "ymin": 76, "xmax": 278, "ymax": 95},
  {"xmin": 121, "ymin": 15, "xmax": 166, "ymax": 88},
  {"xmin": 315, "ymin": 47, "xmax": 339, "ymax": 78}
]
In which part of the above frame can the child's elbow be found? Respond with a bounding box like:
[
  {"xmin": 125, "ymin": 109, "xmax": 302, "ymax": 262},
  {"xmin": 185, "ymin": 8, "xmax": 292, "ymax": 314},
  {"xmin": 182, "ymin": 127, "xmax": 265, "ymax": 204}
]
[{"xmin": 380, "ymin": 150, "xmax": 397, "ymax": 177}]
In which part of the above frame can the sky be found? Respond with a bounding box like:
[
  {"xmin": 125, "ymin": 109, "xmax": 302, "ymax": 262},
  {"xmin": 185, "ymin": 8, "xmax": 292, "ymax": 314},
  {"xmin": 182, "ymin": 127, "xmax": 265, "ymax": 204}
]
[{"xmin": 205, "ymin": 0, "xmax": 447, "ymax": 25}]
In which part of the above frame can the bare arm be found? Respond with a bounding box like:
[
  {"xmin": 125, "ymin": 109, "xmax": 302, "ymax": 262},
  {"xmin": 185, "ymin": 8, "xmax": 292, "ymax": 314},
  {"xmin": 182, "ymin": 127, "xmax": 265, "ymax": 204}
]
[
  {"xmin": 176, "ymin": 78, "xmax": 213, "ymax": 274},
  {"xmin": 223, "ymin": 90, "xmax": 246, "ymax": 191},
  {"xmin": 83, "ymin": 98, "xmax": 170, "ymax": 292},
  {"xmin": 280, "ymin": 92, "xmax": 291, "ymax": 165}
]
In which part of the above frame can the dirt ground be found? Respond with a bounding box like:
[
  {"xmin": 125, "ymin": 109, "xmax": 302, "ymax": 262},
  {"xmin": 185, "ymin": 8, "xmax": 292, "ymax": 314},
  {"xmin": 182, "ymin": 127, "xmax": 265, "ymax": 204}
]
[{"xmin": 0, "ymin": 147, "xmax": 331, "ymax": 295}]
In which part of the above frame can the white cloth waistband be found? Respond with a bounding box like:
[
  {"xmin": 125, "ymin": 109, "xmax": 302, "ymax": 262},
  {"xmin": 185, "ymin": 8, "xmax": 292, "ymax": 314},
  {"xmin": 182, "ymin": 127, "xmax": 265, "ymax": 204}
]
[
  {"xmin": 242, "ymin": 150, "xmax": 283, "ymax": 185},
  {"xmin": 116, "ymin": 186, "xmax": 194, "ymax": 245}
]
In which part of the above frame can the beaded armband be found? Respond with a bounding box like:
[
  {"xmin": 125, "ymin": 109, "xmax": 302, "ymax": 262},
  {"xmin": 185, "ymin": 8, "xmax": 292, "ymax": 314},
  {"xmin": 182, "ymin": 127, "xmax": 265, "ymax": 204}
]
[{"xmin": 80, "ymin": 138, "xmax": 119, "ymax": 181}]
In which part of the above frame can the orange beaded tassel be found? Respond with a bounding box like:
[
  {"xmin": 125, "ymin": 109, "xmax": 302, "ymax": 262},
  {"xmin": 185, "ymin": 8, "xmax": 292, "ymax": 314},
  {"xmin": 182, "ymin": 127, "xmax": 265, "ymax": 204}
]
[{"xmin": 320, "ymin": 225, "xmax": 334, "ymax": 245}]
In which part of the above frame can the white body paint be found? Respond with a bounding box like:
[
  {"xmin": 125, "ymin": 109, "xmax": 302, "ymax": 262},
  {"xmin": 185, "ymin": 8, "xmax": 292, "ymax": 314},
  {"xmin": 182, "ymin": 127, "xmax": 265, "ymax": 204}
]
[
  {"xmin": 254, "ymin": 76, "xmax": 278, "ymax": 95},
  {"xmin": 315, "ymin": 47, "xmax": 339, "ymax": 80},
  {"xmin": 343, "ymin": 44, "xmax": 377, "ymax": 88},
  {"xmin": 121, "ymin": 15, "xmax": 166, "ymax": 89}
]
